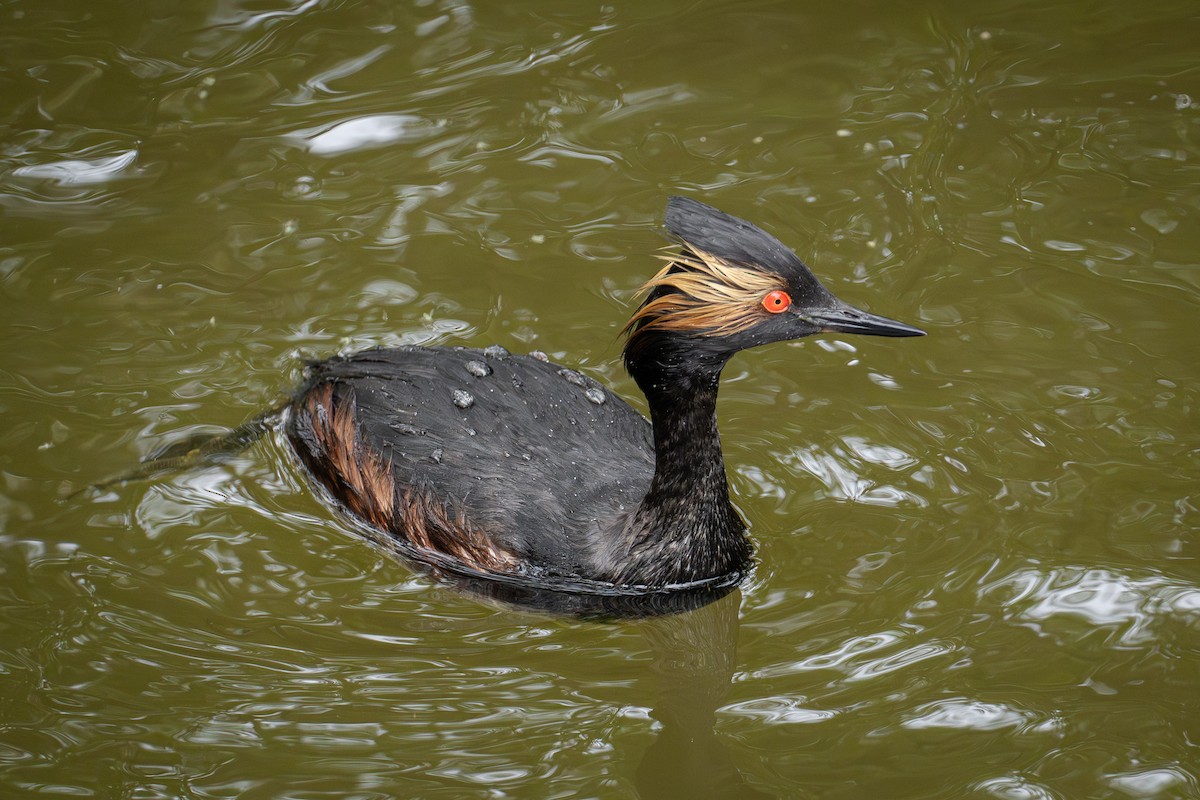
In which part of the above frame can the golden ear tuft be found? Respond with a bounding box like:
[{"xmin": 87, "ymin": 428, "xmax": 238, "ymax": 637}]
[{"xmin": 623, "ymin": 247, "xmax": 785, "ymax": 342}]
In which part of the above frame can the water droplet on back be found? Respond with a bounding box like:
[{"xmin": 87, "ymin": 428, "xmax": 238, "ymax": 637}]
[
  {"xmin": 465, "ymin": 359, "xmax": 492, "ymax": 377},
  {"xmin": 558, "ymin": 369, "xmax": 587, "ymax": 387}
]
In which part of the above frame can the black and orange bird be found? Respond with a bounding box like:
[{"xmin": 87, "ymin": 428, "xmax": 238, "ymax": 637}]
[{"xmin": 284, "ymin": 197, "xmax": 923, "ymax": 592}]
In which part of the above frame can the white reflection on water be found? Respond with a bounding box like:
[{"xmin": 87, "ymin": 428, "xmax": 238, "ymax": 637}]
[
  {"xmin": 980, "ymin": 566, "xmax": 1200, "ymax": 647},
  {"xmin": 1107, "ymin": 766, "xmax": 1197, "ymax": 798},
  {"xmin": 287, "ymin": 115, "xmax": 444, "ymax": 156},
  {"xmin": 11, "ymin": 150, "xmax": 140, "ymax": 185},
  {"xmin": 974, "ymin": 774, "xmax": 1064, "ymax": 800},
  {"xmin": 751, "ymin": 628, "xmax": 957, "ymax": 683},
  {"xmin": 780, "ymin": 437, "xmax": 926, "ymax": 507},
  {"xmin": 900, "ymin": 697, "xmax": 1061, "ymax": 734},
  {"xmin": 722, "ymin": 696, "xmax": 837, "ymax": 725}
]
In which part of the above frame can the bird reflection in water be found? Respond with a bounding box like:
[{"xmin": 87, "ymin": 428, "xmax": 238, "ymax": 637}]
[
  {"xmin": 429, "ymin": 563, "xmax": 771, "ymax": 799},
  {"xmin": 634, "ymin": 590, "xmax": 774, "ymax": 800}
]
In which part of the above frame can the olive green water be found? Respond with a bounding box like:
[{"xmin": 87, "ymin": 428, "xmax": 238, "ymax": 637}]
[{"xmin": 3, "ymin": 0, "xmax": 1199, "ymax": 797}]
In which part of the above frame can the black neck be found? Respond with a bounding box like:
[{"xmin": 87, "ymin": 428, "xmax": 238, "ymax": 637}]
[
  {"xmin": 644, "ymin": 370, "xmax": 729, "ymax": 512},
  {"xmin": 606, "ymin": 352, "xmax": 749, "ymax": 585}
]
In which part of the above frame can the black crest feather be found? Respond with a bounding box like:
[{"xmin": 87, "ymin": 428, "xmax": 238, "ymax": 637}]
[{"xmin": 665, "ymin": 196, "xmax": 810, "ymax": 277}]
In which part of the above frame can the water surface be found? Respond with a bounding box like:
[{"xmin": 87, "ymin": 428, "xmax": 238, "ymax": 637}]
[{"xmin": 2, "ymin": 1, "xmax": 1198, "ymax": 797}]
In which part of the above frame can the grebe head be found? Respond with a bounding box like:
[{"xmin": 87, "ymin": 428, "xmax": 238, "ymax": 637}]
[{"xmin": 623, "ymin": 196, "xmax": 923, "ymax": 386}]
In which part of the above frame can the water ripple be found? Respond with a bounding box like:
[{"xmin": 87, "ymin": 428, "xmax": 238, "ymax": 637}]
[
  {"xmin": 980, "ymin": 565, "xmax": 1200, "ymax": 648},
  {"xmin": 4, "ymin": 2, "xmax": 1200, "ymax": 797},
  {"xmin": 901, "ymin": 697, "xmax": 1062, "ymax": 734}
]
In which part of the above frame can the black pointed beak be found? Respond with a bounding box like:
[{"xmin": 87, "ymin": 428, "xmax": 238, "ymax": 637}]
[{"xmin": 806, "ymin": 304, "xmax": 925, "ymax": 338}]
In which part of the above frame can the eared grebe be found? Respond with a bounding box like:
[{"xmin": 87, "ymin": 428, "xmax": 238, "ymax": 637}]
[{"xmin": 285, "ymin": 197, "xmax": 923, "ymax": 591}]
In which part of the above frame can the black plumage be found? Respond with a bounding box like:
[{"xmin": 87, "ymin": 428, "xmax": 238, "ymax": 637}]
[{"xmin": 289, "ymin": 346, "xmax": 655, "ymax": 580}]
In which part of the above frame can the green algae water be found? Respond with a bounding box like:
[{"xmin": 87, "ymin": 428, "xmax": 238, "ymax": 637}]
[{"xmin": 2, "ymin": 1, "xmax": 1198, "ymax": 797}]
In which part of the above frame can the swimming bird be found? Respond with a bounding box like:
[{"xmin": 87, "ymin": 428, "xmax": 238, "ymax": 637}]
[{"xmin": 284, "ymin": 197, "xmax": 923, "ymax": 592}]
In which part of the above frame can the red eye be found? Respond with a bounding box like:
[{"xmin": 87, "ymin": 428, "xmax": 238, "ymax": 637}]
[{"xmin": 761, "ymin": 290, "xmax": 791, "ymax": 314}]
